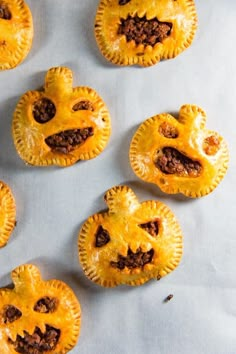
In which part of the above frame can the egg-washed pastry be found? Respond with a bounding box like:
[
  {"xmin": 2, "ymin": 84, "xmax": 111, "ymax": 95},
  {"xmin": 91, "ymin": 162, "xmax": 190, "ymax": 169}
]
[
  {"xmin": 95, "ymin": 0, "xmax": 197, "ymax": 66},
  {"xmin": 0, "ymin": 264, "xmax": 81, "ymax": 353},
  {"xmin": 130, "ymin": 105, "xmax": 229, "ymax": 197},
  {"xmin": 0, "ymin": 181, "xmax": 16, "ymax": 247},
  {"xmin": 0, "ymin": 0, "xmax": 33, "ymax": 70},
  {"xmin": 78, "ymin": 185, "xmax": 183, "ymax": 287},
  {"xmin": 12, "ymin": 67, "xmax": 111, "ymax": 167}
]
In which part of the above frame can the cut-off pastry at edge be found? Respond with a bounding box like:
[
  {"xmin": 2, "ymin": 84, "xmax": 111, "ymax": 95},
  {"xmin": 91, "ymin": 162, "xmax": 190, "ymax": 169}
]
[
  {"xmin": 95, "ymin": 0, "xmax": 197, "ymax": 66},
  {"xmin": 0, "ymin": 181, "xmax": 16, "ymax": 247},
  {"xmin": 130, "ymin": 105, "xmax": 229, "ymax": 197},
  {"xmin": 12, "ymin": 66, "xmax": 111, "ymax": 167},
  {"xmin": 0, "ymin": 0, "xmax": 33, "ymax": 70},
  {"xmin": 78, "ymin": 185, "xmax": 183, "ymax": 287},
  {"xmin": 0, "ymin": 264, "xmax": 81, "ymax": 353}
]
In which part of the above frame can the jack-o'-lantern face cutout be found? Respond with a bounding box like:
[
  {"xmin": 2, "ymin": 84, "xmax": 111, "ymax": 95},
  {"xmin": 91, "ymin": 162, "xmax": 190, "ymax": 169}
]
[
  {"xmin": 95, "ymin": 0, "xmax": 197, "ymax": 66},
  {"xmin": 130, "ymin": 105, "xmax": 229, "ymax": 197},
  {"xmin": 78, "ymin": 186, "xmax": 182, "ymax": 287},
  {"xmin": 0, "ymin": 181, "xmax": 16, "ymax": 247},
  {"xmin": 12, "ymin": 67, "xmax": 111, "ymax": 167},
  {"xmin": 0, "ymin": 0, "xmax": 33, "ymax": 70},
  {"xmin": 0, "ymin": 264, "xmax": 81, "ymax": 353}
]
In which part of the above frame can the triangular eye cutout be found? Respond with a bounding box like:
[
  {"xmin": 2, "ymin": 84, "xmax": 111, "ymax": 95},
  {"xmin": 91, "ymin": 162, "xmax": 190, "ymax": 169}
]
[
  {"xmin": 95, "ymin": 226, "xmax": 110, "ymax": 247},
  {"xmin": 3, "ymin": 305, "xmax": 22, "ymax": 324},
  {"xmin": 34, "ymin": 297, "xmax": 58, "ymax": 313},
  {"xmin": 139, "ymin": 221, "xmax": 159, "ymax": 238}
]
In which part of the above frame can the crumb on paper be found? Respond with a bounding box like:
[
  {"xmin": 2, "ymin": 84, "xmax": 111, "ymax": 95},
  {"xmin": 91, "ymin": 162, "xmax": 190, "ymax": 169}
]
[{"xmin": 164, "ymin": 294, "xmax": 173, "ymax": 302}]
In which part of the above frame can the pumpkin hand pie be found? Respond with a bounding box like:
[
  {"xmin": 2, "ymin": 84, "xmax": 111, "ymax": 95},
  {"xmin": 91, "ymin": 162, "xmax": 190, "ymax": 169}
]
[
  {"xmin": 78, "ymin": 185, "xmax": 183, "ymax": 287},
  {"xmin": 0, "ymin": 0, "xmax": 33, "ymax": 70},
  {"xmin": 130, "ymin": 105, "xmax": 229, "ymax": 197},
  {"xmin": 12, "ymin": 66, "xmax": 111, "ymax": 167},
  {"xmin": 0, "ymin": 181, "xmax": 16, "ymax": 247},
  {"xmin": 95, "ymin": 0, "xmax": 197, "ymax": 66},
  {"xmin": 0, "ymin": 264, "xmax": 81, "ymax": 353}
]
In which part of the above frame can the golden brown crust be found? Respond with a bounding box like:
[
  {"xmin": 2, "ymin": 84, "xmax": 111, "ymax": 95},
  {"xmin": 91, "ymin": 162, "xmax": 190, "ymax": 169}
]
[
  {"xmin": 78, "ymin": 185, "xmax": 183, "ymax": 287},
  {"xmin": 130, "ymin": 105, "xmax": 229, "ymax": 197},
  {"xmin": 0, "ymin": 0, "xmax": 33, "ymax": 70},
  {"xmin": 12, "ymin": 66, "xmax": 111, "ymax": 167},
  {"xmin": 0, "ymin": 181, "xmax": 16, "ymax": 247},
  {"xmin": 0, "ymin": 264, "xmax": 81, "ymax": 353},
  {"xmin": 95, "ymin": 0, "xmax": 197, "ymax": 66}
]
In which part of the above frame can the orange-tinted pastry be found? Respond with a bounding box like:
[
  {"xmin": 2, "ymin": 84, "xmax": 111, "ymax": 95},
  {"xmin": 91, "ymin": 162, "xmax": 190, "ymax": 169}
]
[
  {"xmin": 12, "ymin": 66, "xmax": 111, "ymax": 167},
  {"xmin": 95, "ymin": 0, "xmax": 197, "ymax": 66},
  {"xmin": 78, "ymin": 185, "xmax": 183, "ymax": 287},
  {"xmin": 0, "ymin": 0, "xmax": 33, "ymax": 70},
  {"xmin": 130, "ymin": 105, "xmax": 229, "ymax": 197},
  {"xmin": 0, "ymin": 264, "xmax": 81, "ymax": 353},
  {"xmin": 0, "ymin": 181, "xmax": 16, "ymax": 247}
]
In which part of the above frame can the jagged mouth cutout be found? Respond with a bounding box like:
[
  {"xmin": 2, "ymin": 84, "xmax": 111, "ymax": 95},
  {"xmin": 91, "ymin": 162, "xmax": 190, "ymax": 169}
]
[
  {"xmin": 8, "ymin": 325, "xmax": 61, "ymax": 353},
  {"xmin": 118, "ymin": 13, "xmax": 173, "ymax": 47},
  {"xmin": 110, "ymin": 248, "xmax": 154, "ymax": 269}
]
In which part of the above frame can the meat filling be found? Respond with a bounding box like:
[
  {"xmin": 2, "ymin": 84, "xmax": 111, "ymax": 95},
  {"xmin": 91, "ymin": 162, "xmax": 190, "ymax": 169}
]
[
  {"xmin": 111, "ymin": 248, "xmax": 154, "ymax": 269},
  {"xmin": 72, "ymin": 100, "xmax": 94, "ymax": 112},
  {"xmin": 45, "ymin": 127, "xmax": 94, "ymax": 154},
  {"xmin": 118, "ymin": 15, "xmax": 172, "ymax": 46},
  {"xmin": 139, "ymin": 221, "xmax": 159, "ymax": 237},
  {"xmin": 9, "ymin": 325, "xmax": 60, "ymax": 354},
  {"xmin": 155, "ymin": 147, "xmax": 202, "ymax": 177},
  {"xmin": 0, "ymin": 2, "xmax": 11, "ymax": 20},
  {"xmin": 119, "ymin": 0, "xmax": 131, "ymax": 5},
  {"xmin": 3, "ymin": 305, "xmax": 22, "ymax": 324},
  {"xmin": 34, "ymin": 297, "xmax": 58, "ymax": 313},
  {"xmin": 159, "ymin": 122, "xmax": 178, "ymax": 138},
  {"xmin": 95, "ymin": 226, "xmax": 110, "ymax": 247},
  {"xmin": 32, "ymin": 98, "xmax": 56, "ymax": 124}
]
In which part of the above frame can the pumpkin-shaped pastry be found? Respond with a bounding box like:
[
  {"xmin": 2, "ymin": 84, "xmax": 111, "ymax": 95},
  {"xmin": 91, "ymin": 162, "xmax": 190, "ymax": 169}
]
[
  {"xmin": 95, "ymin": 0, "xmax": 197, "ymax": 66},
  {"xmin": 12, "ymin": 66, "xmax": 111, "ymax": 166},
  {"xmin": 0, "ymin": 181, "xmax": 16, "ymax": 247},
  {"xmin": 0, "ymin": 264, "xmax": 81, "ymax": 353},
  {"xmin": 78, "ymin": 185, "xmax": 183, "ymax": 287},
  {"xmin": 130, "ymin": 105, "xmax": 229, "ymax": 197},
  {"xmin": 0, "ymin": 0, "xmax": 33, "ymax": 70}
]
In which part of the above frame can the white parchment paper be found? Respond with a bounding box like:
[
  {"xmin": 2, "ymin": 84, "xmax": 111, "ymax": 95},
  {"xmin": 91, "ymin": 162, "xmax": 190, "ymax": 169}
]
[{"xmin": 0, "ymin": 1, "xmax": 235, "ymax": 353}]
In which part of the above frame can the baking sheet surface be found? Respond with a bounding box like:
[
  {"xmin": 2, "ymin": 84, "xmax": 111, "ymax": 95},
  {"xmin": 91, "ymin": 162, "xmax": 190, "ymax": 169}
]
[{"xmin": 0, "ymin": 1, "xmax": 235, "ymax": 353}]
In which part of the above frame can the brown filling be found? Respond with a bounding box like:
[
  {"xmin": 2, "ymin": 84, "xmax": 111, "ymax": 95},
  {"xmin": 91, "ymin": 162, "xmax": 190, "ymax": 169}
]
[
  {"xmin": 3, "ymin": 305, "xmax": 22, "ymax": 324},
  {"xmin": 34, "ymin": 297, "xmax": 58, "ymax": 313},
  {"xmin": 111, "ymin": 248, "xmax": 154, "ymax": 270},
  {"xmin": 155, "ymin": 147, "xmax": 202, "ymax": 177},
  {"xmin": 32, "ymin": 98, "xmax": 56, "ymax": 124},
  {"xmin": 119, "ymin": 0, "xmax": 131, "ymax": 5},
  {"xmin": 118, "ymin": 15, "xmax": 172, "ymax": 46},
  {"xmin": 72, "ymin": 100, "xmax": 94, "ymax": 112},
  {"xmin": 9, "ymin": 325, "xmax": 60, "ymax": 354},
  {"xmin": 139, "ymin": 221, "xmax": 159, "ymax": 237},
  {"xmin": 159, "ymin": 122, "xmax": 178, "ymax": 138},
  {"xmin": 45, "ymin": 127, "xmax": 94, "ymax": 154},
  {"xmin": 203, "ymin": 135, "xmax": 220, "ymax": 155},
  {"xmin": 0, "ymin": 2, "xmax": 11, "ymax": 20},
  {"xmin": 164, "ymin": 294, "xmax": 174, "ymax": 302},
  {"xmin": 95, "ymin": 226, "xmax": 110, "ymax": 247}
]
